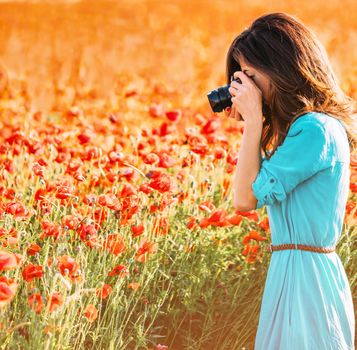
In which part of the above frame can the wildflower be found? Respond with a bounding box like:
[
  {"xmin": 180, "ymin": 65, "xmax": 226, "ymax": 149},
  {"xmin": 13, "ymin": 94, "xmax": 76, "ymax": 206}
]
[
  {"xmin": 108, "ymin": 264, "xmax": 129, "ymax": 278},
  {"xmin": 0, "ymin": 276, "xmax": 17, "ymax": 308},
  {"xmin": 28, "ymin": 293, "xmax": 43, "ymax": 314},
  {"xmin": 0, "ymin": 250, "xmax": 18, "ymax": 271},
  {"xmin": 46, "ymin": 292, "xmax": 63, "ymax": 312},
  {"xmin": 22, "ymin": 264, "xmax": 44, "ymax": 282},
  {"xmin": 96, "ymin": 284, "xmax": 112, "ymax": 299},
  {"xmin": 84, "ymin": 304, "xmax": 98, "ymax": 322},
  {"xmin": 135, "ymin": 237, "xmax": 158, "ymax": 263},
  {"xmin": 103, "ymin": 234, "xmax": 126, "ymax": 256}
]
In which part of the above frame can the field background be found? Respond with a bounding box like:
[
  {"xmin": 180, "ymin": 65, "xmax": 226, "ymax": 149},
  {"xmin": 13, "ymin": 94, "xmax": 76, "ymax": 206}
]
[
  {"xmin": 0, "ymin": 0, "xmax": 356, "ymax": 349},
  {"xmin": 0, "ymin": 0, "xmax": 356, "ymax": 112}
]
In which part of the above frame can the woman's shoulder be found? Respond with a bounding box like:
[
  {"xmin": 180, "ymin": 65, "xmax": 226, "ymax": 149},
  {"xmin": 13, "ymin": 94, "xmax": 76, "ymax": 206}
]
[
  {"xmin": 288, "ymin": 111, "xmax": 345, "ymax": 134},
  {"xmin": 287, "ymin": 111, "xmax": 327, "ymax": 137},
  {"xmin": 288, "ymin": 111, "xmax": 350, "ymax": 163}
]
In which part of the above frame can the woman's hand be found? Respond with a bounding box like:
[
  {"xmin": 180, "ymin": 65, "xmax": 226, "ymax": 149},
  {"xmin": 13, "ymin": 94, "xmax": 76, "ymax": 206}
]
[
  {"xmin": 227, "ymin": 71, "xmax": 263, "ymax": 126},
  {"xmin": 223, "ymin": 103, "xmax": 244, "ymax": 121}
]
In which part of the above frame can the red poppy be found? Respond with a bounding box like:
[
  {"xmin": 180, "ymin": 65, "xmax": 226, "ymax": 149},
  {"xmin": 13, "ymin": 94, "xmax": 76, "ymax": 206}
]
[
  {"xmin": 131, "ymin": 224, "xmax": 145, "ymax": 238},
  {"xmin": 165, "ymin": 109, "xmax": 181, "ymax": 122},
  {"xmin": 108, "ymin": 264, "xmax": 129, "ymax": 278},
  {"xmin": 55, "ymin": 184, "xmax": 76, "ymax": 200},
  {"xmin": 97, "ymin": 193, "xmax": 121, "ymax": 211},
  {"xmin": 136, "ymin": 237, "xmax": 158, "ymax": 263},
  {"xmin": 242, "ymin": 244, "xmax": 260, "ymax": 264},
  {"xmin": 27, "ymin": 243, "xmax": 41, "ymax": 256},
  {"xmin": 57, "ymin": 255, "xmax": 80, "ymax": 281},
  {"xmin": 186, "ymin": 217, "xmax": 197, "ymax": 230},
  {"xmin": 147, "ymin": 170, "xmax": 177, "ymax": 193},
  {"xmin": 84, "ymin": 304, "xmax": 98, "ymax": 322},
  {"xmin": 5, "ymin": 201, "xmax": 29, "ymax": 219},
  {"xmin": 0, "ymin": 276, "xmax": 17, "ymax": 308},
  {"xmin": 61, "ymin": 215, "xmax": 81, "ymax": 230},
  {"xmin": 207, "ymin": 209, "xmax": 232, "ymax": 227},
  {"xmin": 128, "ymin": 282, "xmax": 140, "ymax": 291},
  {"xmin": 40, "ymin": 220, "xmax": 64, "ymax": 240},
  {"xmin": 76, "ymin": 222, "xmax": 100, "ymax": 248},
  {"xmin": 0, "ymin": 250, "xmax": 18, "ymax": 271},
  {"xmin": 201, "ymin": 118, "xmax": 220, "ymax": 135},
  {"xmin": 28, "ymin": 293, "xmax": 43, "ymax": 314},
  {"xmin": 34, "ymin": 188, "xmax": 47, "ymax": 201},
  {"xmin": 32, "ymin": 162, "xmax": 45, "ymax": 178},
  {"xmin": 96, "ymin": 284, "xmax": 112, "ymax": 299},
  {"xmin": 22, "ymin": 264, "xmax": 44, "ymax": 282},
  {"xmin": 119, "ymin": 183, "xmax": 137, "ymax": 198},
  {"xmin": 103, "ymin": 234, "xmax": 126, "ymax": 256},
  {"xmin": 46, "ymin": 292, "xmax": 63, "ymax": 312}
]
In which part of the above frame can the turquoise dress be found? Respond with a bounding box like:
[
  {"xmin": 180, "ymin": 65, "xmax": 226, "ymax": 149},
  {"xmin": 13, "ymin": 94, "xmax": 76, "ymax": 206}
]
[{"xmin": 252, "ymin": 111, "xmax": 355, "ymax": 349}]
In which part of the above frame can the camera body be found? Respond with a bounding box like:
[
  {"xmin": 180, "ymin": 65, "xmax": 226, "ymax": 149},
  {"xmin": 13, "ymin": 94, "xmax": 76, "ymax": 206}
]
[{"xmin": 207, "ymin": 77, "xmax": 242, "ymax": 113}]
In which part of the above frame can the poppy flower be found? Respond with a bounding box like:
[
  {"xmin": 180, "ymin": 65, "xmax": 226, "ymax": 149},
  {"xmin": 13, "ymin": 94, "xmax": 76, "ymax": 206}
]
[
  {"xmin": 119, "ymin": 183, "xmax": 137, "ymax": 198},
  {"xmin": 131, "ymin": 224, "xmax": 145, "ymax": 238},
  {"xmin": 40, "ymin": 220, "xmax": 63, "ymax": 240},
  {"xmin": 235, "ymin": 210, "xmax": 259, "ymax": 222},
  {"xmin": 22, "ymin": 264, "xmax": 44, "ymax": 282},
  {"xmin": 147, "ymin": 171, "xmax": 177, "ymax": 193},
  {"xmin": 32, "ymin": 162, "xmax": 45, "ymax": 178},
  {"xmin": 165, "ymin": 109, "xmax": 181, "ymax": 122},
  {"xmin": 97, "ymin": 193, "xmax": 121, "ymax": 211},
  {"xmin": 135, "ymin": 237, "xmax": 158, "ymax": 263},
  {"xmin": 0, "ymin": 276, "xmax": 17, "ymax": 308},
  {"xmin": 242, "ymin": 244, "xmax": 260, "ymax": 264},
  {"xmin": 57, "ymin": 255, "xmax": 79, "ymax": 280},
  {"xmin": 0, "ymin": 250, "xmax": 18, "ymax": 271},
  {"xmin": 84, "ymin": 304, "xmax": 98, "ymax": 322},
  {"xmin": 46, "ymin": 292, "xmax": 63, "ymax": 312},
  {"xmin": 34, "ymin": 188, "xmax": 47, "ymax": 201},
  {"xmin": 128, "ymin": 282, "xmax": 140, "ymax": 291},
  {"xmin": 28, "ymin": 293, "xmax": 43, "ymax": 314},
  {"xmin": 96, "ymin": 284, "xmax": 112, "ymax": 299},
  {"xmin": 186, "ymin": 217, "xmax": 197, "ymax": 230},
  {"xmin": 5, "ymin": 201, "xmax": 29, "ymax": 219},
  {"xmin": 201, "ymin": 118, "xmax": 220, "ymax": 135},
  {"xmin": 103, "ymin": 234, "xmax": 126, "ymax": 256},
  {"xmin": 55, "ymin": 184, "xmax": 76, "ymax": 200},
  {"xmin": 108, "ymin": 264, "xmax": 129, "ymax": 278},
  {"xmin": 27, "ymin": 243, "xmax": 41, "ymax": 256},
  {"xmin": 61, "ymin": 215, "xmax": 81, "ymax": 230}
]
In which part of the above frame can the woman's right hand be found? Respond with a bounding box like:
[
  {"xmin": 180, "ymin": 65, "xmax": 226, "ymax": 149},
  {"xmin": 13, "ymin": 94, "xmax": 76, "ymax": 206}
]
[{"xmin": 223, "ymin": 104, "xmax": 244, "ymax": 121}]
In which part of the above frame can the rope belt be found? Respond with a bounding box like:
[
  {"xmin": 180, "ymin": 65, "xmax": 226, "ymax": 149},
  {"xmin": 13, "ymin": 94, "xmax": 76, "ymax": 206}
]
[{"xmin": 267, "ymin": 243, "xmax": 336, "ymax": 254}]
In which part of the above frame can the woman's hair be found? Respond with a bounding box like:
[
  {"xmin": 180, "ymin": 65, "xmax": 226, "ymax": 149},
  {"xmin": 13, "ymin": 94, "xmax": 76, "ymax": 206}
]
[{"xmin": 226, "ymin": 12, "xmax": 357, "ymax": 159}]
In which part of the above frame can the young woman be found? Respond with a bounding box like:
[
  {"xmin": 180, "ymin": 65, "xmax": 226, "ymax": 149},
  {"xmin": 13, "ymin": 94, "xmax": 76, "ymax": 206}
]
[{"xmin": 224, "ymin": 12, "xmax": 356, "ymax": 350}]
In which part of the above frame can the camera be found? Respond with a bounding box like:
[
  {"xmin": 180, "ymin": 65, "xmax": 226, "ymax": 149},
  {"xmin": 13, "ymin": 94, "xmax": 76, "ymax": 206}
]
[{"xmin": 207, "ymin": 76, "xmax": 242, "ymax": 113}]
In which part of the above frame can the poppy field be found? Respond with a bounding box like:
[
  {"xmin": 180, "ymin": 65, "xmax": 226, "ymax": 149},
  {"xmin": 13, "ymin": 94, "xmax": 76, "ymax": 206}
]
[{"xmin": 0, "ymin": 1, "xmax": 356, "ymax": 349}]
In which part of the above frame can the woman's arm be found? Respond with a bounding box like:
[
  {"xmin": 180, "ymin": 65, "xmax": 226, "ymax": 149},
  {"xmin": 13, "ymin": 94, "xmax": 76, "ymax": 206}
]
[{"xmin": 233, "ymin": 121, "xmax": 263, "ymax": 211}]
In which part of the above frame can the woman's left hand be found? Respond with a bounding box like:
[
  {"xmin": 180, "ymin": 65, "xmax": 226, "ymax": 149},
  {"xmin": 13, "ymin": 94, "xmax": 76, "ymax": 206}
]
[{"xmin": 228, "ymin": 71, "xmax": 263, "ymax": 125}]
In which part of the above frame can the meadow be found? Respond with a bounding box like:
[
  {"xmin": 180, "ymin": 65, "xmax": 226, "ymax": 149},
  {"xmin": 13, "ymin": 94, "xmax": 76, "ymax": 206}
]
[{"xmin": 0, "ymin": 1, "xmax": 356, "ymax": 349}]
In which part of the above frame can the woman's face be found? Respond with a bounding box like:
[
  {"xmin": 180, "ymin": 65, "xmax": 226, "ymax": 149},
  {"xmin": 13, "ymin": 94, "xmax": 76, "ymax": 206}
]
[{"xmin": 238, "ymin": 55, "xmax": 271, "ymax": 104}]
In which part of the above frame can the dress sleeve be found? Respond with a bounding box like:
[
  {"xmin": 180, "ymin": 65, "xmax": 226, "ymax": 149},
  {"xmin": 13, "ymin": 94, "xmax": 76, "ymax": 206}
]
[{"xmin": 251, "ymin": 116, "xmax": 331, "ymax": 209}]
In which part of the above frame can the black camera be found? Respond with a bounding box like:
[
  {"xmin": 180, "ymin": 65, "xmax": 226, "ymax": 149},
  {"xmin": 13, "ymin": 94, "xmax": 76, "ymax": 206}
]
[{"xmin": 207, "ymin": 76, "xmax": 242, "ymax": 113}]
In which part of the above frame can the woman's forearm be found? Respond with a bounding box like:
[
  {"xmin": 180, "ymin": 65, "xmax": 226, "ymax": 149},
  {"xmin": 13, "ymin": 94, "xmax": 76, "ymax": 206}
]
[{"xmin": 233, "ymin": 121, "xmax": 263, "ymax": 210}]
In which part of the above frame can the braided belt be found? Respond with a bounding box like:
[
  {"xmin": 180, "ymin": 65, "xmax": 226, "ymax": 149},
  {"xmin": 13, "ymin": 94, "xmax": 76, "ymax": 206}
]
[{"xmin": 267, "ymin": 243, "xmax": 336, "ymax": 254}]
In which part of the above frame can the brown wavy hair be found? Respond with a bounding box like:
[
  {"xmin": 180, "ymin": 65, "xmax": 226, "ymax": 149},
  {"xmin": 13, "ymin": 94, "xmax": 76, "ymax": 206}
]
[{"xmin": 226, "ymin": 12, "xmax": 357, "ymax": 160}]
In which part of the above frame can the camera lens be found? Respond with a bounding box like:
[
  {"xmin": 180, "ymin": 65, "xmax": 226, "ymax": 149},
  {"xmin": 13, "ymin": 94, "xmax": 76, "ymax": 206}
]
[{"xmin": 207, "ymin": 78, "xmax": 242, "ymax": 113}]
